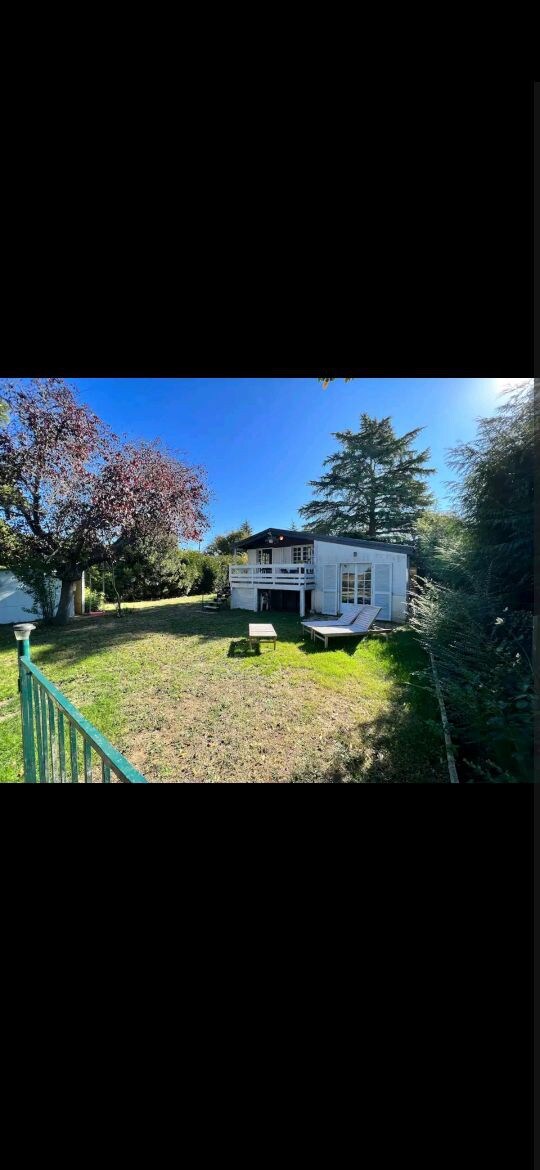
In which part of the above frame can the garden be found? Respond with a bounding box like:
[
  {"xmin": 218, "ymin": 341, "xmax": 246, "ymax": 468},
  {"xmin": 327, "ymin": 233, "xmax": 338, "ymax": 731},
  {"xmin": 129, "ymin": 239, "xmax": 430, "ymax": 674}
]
[
  {"xmin": 0, "ymin": 598, "xmax": 447, "ymax": 783},
  {"xmin": 0, "ymin": 377, "xmax": 533, "ymax": 783}
]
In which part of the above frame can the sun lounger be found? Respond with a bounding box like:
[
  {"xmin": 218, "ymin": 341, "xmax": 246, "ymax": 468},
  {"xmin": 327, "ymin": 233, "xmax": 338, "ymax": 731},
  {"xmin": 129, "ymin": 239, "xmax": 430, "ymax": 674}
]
[
  {"xmin": 301, "ymin": 608, "xmax": 364, "ymax": 636},
  {"xmin": 307, "ymin": 605, "xmax": 382, "ymax": 648}
]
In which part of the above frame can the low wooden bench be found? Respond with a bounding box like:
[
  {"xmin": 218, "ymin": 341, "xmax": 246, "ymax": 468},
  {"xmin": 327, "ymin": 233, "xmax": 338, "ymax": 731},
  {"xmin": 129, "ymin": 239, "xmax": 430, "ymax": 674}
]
[{"xmin": 248, "ymin": 622, "xmax": 277, "ymax": 651}]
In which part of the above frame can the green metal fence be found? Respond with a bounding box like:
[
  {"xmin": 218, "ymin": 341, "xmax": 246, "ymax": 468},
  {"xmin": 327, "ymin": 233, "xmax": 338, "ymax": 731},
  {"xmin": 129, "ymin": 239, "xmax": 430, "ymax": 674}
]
[{"xmin": 14, "ymin": 623, "xmax": 147, "ymax": 784}]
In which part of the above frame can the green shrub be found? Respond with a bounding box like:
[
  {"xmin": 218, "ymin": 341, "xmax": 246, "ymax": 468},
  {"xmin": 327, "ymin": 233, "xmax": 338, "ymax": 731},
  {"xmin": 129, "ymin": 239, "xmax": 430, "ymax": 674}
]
[
  {"xmin": 410, "ymin": 576, "xmax": 533, "ymax": 782},
  {"xmin": 410, "ymin": 383, "xmax": 534, "ymax": 783},
  {"xmin": 85, "ymin": 587, "xmax": 104, "ymax": 612},
  {"xmin": 96, "ymin": 542, "xmax": 241, "ymax": 604}
]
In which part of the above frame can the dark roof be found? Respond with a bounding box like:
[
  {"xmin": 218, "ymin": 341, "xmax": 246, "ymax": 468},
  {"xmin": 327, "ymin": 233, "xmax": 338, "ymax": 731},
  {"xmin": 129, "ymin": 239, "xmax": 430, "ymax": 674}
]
[{"xmin": 235, "ymin": 528, "xmax": 413, "ymax": 555}]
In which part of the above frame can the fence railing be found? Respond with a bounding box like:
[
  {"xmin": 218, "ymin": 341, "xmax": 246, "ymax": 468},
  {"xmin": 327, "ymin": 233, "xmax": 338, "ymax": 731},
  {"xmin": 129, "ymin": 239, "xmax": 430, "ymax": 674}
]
[
  {"xmin": 229, "ymin": 563, "xmax": 316, "ymax": 585},
  {"xmin": 14, "ymin": 623, "xmax": 147, "ymax": 783}
]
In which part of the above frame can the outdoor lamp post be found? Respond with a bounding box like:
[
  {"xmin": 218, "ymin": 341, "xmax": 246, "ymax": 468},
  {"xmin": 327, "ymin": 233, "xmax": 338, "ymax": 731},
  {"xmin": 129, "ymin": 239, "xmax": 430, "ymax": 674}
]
[
  {"xmin": 14, "ymin": 624, "xmax": 37, "ymax": 782},
  {"xmin": 13, "ymin": 623, "xmax": 36, "ymax": 661},
  {"xmin": 14, "ymin": 626, "xmax": 35, "ymax": 733},
  {"xmin": 14, "ymin": 623, "xmax": 36, "ymax": 689}
]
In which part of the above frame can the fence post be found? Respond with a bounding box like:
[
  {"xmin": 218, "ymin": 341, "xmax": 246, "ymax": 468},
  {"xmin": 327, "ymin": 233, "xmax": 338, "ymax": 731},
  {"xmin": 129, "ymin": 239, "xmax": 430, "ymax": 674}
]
[
  {"xmin": 14, "ymin": 624, "xmax": 37, "ymax": 783},
  {"xmin": 429, "ymin": 650, "xmax": 459, "ymax": 784}
]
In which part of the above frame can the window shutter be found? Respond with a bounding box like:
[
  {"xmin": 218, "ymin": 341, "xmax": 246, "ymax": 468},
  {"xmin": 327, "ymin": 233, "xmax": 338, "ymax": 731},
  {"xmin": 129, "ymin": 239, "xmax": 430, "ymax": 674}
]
[
  {"xmin": 322, "ymin": 564, "xmax": 338, "ymax": 614},
  {"xmin": 373, "ymin": 563, "xmax": 392, "ymax": 620}
]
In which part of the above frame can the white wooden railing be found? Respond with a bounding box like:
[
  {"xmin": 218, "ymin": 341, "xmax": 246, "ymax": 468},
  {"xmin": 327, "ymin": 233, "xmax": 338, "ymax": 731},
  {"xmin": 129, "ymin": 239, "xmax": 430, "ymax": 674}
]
[{"xmin": 229, "ymin": 563, "xmax": 316, "ymax": 586}]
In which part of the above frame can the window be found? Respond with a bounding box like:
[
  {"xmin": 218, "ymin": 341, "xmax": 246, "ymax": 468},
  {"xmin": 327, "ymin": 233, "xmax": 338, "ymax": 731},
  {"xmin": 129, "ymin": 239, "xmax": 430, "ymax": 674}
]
[
  {"xmin": 341, "ymin": 570, "xmax": 355, "ymax": 604},
  {"xmin": 256, "ymin": 549, "xmax": 272, "ymax": 565},
  {"xmin": 357, "ymin": 567, "xmax": 371, "ymax": 605},
  {"xmin": 340, "ymin": 564, "xmax": 372, "ymax": 605},
  {"xmin": 292, "ymin": 545, "xmax": 313, "ymax": 563}
]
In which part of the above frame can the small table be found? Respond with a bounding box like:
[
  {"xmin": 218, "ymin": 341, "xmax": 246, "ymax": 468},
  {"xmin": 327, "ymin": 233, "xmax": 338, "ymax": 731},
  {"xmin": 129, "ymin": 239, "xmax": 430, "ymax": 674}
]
[{"xmin": 248, "ymin": 622, "xmax": 277, "ymax": 651}]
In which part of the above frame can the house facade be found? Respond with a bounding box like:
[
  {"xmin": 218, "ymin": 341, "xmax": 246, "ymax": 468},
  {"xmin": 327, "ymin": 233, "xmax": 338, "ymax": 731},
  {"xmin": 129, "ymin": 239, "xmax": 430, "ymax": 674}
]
[{"xmin": 229, "ymin": 529, "xmax": 413, "ymax": 621}]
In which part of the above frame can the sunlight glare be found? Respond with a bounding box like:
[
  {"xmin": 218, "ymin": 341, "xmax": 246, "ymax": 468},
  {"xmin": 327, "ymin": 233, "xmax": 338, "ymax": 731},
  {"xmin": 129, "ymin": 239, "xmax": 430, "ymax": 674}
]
[{"xmin": 494, "ymin": 378, "xmax": 529, "ymax": 391}]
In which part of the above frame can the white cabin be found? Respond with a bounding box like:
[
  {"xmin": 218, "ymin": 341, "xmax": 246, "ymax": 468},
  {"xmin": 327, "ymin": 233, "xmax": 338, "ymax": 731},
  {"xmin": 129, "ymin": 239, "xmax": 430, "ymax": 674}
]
[{"xmin": 229, "ymin": 528, "xmax": 413, "ymax": 621}]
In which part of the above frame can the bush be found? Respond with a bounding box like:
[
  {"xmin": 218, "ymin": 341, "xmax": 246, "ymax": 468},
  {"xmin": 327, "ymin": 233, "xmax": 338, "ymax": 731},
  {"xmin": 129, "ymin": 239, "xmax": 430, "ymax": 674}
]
[
  {"xmin": 20, "ymin": 569, "xmax": 58, "ymax": 621},
  {"xmin": 96, "ymin": 542, "xmax": 242, "ymax": 604},
  {"xmin": 1, "ymin": 555, "xmax": 58, "ymax": 621},
  {"xmin": 410, "ymin": 575, "xmax": 533, "ymax": 782},
  {"xmin": 85, "ymin": 587, "xmax": 105, "ymax": 612},
  {"xmin": 410, "ymin": 384, "xmax": 534, "ymax": 783}
]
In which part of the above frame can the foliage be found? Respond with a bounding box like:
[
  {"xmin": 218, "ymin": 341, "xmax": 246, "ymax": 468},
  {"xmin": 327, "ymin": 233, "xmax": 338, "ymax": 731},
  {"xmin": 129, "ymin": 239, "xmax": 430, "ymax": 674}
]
[
  {"xmin": 412, "ymin": 510, "xmax": 472, "ymax": 588},
  {"xmin": 0, "ymin": 378, "xmax": 209, "ymax": 622},
  {"xmin": 410, "ymin": 576, "xmax": 533, "ymax": 782},
  {"xmin": 205, "ymin": 520, "xmax": 252, "ymax": 555},
  {"xmin": 21, "ymin": 566, "xmax": 58, "ymax": 621},
  {"xmin": 85, "ymin": 587, "xmax": 105, "ymax": 612},
  {"xmin": 175, "ymin": 550, "xmax": 224, "ymax": 597},
  {"xmin": 0, "ymin": 530, "xmax": 58, "ymax": 620},
  {"xmin": 448, "ymin": 381, "xmax": 534, "ymax": 609},
  {"xmin": 98, "ymin": 539, "xmax": 236, "ymax": 603},
  {"xmin": 101, "ymin": 534, "xmax": 182, "ymax": 603},
  {"xmin": 176, "ymin": 550, "xmax": 205, "ymax": 597},
  {"xmin": 410, "ymin": 382, "xmax": 534, "ymax": 782},
  {"xmin": 318, "ymin": 378, "xmax": 353, "ymax": 388},
  {"xmin": 299, "ymin": 414, "xmax": 435, "ymax": 540},
  {"xmin": 209, "ymin": 555, "xmax": 231, "ymax": 595}
]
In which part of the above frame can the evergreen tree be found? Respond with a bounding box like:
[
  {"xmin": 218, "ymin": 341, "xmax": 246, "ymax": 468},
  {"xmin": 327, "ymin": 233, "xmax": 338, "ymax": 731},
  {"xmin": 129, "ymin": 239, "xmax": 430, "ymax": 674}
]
[
  {"xmin": 448, "ymin": 380, "xmax": 534, "ymax": 609},
  {"xmin": 412, "ymin": 510, "xmax": 472, "ymax": 588},
  {"xmin": 299, "ymin": 414, "xmax": 435, "ymax": 540},
  {"xmin": 410, "ymin": 382, "xmax": 534, "ymax": 783}
]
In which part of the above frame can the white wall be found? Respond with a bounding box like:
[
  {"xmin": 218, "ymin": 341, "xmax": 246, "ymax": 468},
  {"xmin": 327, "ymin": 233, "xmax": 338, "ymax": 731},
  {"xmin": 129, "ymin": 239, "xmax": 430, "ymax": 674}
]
[
  {"xmin": 311, "ymin": 541, "xmax": 409, "ymax": 620},
  {"xmin": 0, "ymin": 571, "xmax": 62, "ymax": 624},
  {"xmin": 230, "ymin": 586, "xmax": 257, "ymax": 612}
]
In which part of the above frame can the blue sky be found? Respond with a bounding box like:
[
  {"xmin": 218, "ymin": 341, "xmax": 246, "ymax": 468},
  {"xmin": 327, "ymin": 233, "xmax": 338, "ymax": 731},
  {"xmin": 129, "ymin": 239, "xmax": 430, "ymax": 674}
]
[{"xmin": 72, "ymin": 377, "xmax": 511, "ymax": 548}]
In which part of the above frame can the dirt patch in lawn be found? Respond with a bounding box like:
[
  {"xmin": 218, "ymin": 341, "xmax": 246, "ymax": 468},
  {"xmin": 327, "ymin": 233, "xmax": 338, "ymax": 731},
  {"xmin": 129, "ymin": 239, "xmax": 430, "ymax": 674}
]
[{"xmin": 119, "ymin": 661, "xmax": 375, "ymax": 783}]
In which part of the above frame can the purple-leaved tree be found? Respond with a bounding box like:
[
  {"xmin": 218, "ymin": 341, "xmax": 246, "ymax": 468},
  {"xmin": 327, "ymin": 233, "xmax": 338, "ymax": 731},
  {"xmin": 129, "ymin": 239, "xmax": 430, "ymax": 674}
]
[{"xmin": 0, "ymin": 379, "xmax": 210, "ymax": 622}]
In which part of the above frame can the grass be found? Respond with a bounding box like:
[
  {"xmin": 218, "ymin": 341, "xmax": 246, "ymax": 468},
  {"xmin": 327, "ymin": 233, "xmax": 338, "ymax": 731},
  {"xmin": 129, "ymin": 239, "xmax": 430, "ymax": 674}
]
[{"xmin": 0, "ymin": 597, "xmax": 448, "ymax": 783}]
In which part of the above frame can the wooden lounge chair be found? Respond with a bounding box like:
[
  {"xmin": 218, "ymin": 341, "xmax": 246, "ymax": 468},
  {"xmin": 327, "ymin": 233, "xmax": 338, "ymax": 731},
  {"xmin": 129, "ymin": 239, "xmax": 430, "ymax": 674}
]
[
  {"xmin": 301, "ymin": 607, "xmax": 365, "ymax": 636},
  {"xmin": 307, "ymin": 605, "xmax": 382, "ymax": 648}
]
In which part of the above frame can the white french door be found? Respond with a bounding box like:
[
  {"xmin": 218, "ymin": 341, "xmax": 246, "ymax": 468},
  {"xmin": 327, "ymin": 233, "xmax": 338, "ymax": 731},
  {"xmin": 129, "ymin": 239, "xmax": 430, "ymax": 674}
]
[
  {"xmin": 339, "ymin": 563, "xmax": 372, "ymax": 615},
  {"xmin": 339, "ymin": 562, "xmax": 392, "ymax": 619}
]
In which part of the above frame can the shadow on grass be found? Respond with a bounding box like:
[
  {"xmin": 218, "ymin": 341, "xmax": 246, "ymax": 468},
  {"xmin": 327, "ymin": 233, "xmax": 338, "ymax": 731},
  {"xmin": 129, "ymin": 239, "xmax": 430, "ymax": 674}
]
[
  {"xmin": 0, "ymin": 604, "xmax": 312, "ymax": 681},
  {"xmin": 9, "ymin": 600, "xmax": 271, "ymax": 671},
  {"xmin": 0, "ymin": 606, "xmax": 450, "ymax": 784},
  {"xmin": 298, "ymin": 634, "xmax": 365, "ymax": 656},
  {"xmin": 291, "ymin": 702, "xmax": 447, "ymax": 784},
  {"xmin": 297, "ymin": 623, "xmax": 398, "ymax": 657},
  {"xmin": 227, "ymin": 638, "xmax": 260, "ymax": 658},
  {"xmin": 291, "ymin": 629, "xmax": 449, "ymax": 784}
]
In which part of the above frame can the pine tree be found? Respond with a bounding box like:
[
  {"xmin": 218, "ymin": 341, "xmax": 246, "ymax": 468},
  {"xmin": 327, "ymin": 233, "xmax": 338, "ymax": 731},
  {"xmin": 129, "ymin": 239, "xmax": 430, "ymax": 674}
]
[
  {"xmin": 299, "ymin": 414, "xmax": 435, "ymax": 541},
  {"xmin": 447, "ymin": 380, "xmax": 534, "ymax": 609}
]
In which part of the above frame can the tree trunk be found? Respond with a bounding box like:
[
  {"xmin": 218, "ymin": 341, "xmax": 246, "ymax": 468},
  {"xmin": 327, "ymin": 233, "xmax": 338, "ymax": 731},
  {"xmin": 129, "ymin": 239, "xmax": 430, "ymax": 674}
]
[
  {"xmin": 55, "ymin": 579, "xmax": 77, "ymax": 624},
  {"xmin": 110, "ymin": 562, "xmax": 122, "ymax": 617},
  {"xmin": 368, "ymin": 472, "xmax": 377, "ymax": 538},
  {"xmin": 368, "ymin": 497, "xmax": 377, "ymax": 538}
]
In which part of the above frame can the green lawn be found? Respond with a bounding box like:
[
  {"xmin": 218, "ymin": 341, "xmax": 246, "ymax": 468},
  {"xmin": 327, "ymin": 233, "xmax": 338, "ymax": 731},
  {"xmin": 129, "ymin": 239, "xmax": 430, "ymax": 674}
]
[{"xmin": 0, "ymin": 597, "xmax": 448, "ymax": 783}]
